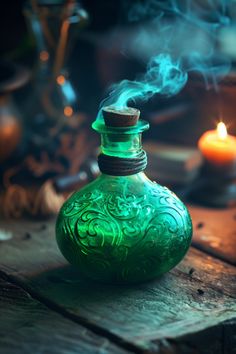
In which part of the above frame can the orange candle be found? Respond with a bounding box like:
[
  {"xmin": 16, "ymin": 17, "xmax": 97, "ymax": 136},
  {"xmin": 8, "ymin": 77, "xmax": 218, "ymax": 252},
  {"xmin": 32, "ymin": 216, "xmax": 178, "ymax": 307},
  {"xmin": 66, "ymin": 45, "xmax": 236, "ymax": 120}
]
[{"xmin": 198, "ymin": 122, "xmax": 236, "ymax": 166}]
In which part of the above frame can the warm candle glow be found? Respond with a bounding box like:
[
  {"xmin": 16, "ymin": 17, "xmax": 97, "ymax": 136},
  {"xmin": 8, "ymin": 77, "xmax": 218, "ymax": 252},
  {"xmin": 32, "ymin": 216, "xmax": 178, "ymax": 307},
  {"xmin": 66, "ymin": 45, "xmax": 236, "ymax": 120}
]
[
  {"xmin": 217, "ymin": 122, "xmax": 227, "ymax": 140},
  {"xmin": 57, "ymin": 75, "xmax": 65, "ymax": 85},
  {"xmin": 198, "ymin": 121, "xmax": 236, "ymax": 166},
  {"xmin": 64, "ymin": 106, "xmax": 73, "ymax": 117},
  {"xmin": 40, "ymin": 50, "xmax": 49, "ymax": 62}
]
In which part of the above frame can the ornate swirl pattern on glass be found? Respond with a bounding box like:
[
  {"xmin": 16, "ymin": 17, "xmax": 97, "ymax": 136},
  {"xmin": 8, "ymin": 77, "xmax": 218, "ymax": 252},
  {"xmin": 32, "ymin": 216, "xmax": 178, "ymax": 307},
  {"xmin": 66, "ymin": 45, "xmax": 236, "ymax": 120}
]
[{"xmin": 56, "ymin": 175, "xmax": 192, "ymax": 283}]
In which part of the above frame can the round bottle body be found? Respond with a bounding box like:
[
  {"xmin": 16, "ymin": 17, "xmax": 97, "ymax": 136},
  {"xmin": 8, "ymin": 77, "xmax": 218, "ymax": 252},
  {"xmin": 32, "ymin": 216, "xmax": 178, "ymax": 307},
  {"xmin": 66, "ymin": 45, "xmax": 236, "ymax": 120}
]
[{"xmin": 56, "ymin": 172, "xmax": 192, "ymax": 283}]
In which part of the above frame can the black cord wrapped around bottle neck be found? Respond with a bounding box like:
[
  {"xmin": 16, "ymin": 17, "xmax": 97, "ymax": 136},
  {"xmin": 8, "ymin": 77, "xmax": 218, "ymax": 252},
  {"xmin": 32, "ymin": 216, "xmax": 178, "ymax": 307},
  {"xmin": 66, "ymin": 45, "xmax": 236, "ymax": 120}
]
[{"xmin": 98, "ymin": 150, "xmax": 147, "ymax": 176}]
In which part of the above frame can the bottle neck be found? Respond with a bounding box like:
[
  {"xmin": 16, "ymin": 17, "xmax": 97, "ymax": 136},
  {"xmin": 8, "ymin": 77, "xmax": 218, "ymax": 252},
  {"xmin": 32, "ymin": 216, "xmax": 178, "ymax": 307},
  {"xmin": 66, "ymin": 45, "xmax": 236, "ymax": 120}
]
[
  {"xmin": 101, "ymin": 132, "xmax": 142, "ymax": 158},
  {"xmin": 98, "ymin": 132, "xmax": 147, "ymax": 176},
  {"xmin": 92, "ymin": 118, "xmax": 149, "ymax": 176}
]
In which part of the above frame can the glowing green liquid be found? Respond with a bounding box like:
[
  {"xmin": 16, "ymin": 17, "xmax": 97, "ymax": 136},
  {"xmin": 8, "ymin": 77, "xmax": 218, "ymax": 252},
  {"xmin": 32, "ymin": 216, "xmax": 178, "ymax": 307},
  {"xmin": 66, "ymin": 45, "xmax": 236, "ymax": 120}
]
[{"xmin": 56, "ymin": 119, "xmax": 192, "ymax": 283}]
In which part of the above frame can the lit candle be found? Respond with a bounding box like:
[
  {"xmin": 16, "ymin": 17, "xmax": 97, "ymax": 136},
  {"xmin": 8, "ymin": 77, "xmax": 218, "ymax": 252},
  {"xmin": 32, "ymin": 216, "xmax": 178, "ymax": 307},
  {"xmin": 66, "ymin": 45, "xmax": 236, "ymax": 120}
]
[{"xmin": 198, "ymin": 122, "xmax": 236, "ymax": 167}]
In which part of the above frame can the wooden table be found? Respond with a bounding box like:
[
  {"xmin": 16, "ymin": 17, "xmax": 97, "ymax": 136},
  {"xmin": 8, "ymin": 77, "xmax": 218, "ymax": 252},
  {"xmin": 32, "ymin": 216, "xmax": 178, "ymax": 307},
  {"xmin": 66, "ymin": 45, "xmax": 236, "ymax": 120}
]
[{"xmin": 0, "ymin": 205, "xmax": 235, "ymax": 354}]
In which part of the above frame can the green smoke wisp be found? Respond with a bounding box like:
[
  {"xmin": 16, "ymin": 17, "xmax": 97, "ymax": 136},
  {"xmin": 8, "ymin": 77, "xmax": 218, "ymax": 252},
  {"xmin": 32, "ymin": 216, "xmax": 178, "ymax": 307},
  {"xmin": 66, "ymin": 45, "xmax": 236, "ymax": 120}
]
[
  {"xmin": 100, "ymin": 54, "xmax": 187, "ymax": 110},
  {"xmin": 97, "ymin": 0, "xmax": 232, "ymax": 119}
]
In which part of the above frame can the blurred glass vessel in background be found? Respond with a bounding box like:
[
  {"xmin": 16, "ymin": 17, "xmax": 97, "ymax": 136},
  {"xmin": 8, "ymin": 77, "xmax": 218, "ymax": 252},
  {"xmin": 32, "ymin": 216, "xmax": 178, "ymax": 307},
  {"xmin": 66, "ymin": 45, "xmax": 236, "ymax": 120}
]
[{"xmin": 23, "ymin": 0, "xmax": 89, "ymax": 178}]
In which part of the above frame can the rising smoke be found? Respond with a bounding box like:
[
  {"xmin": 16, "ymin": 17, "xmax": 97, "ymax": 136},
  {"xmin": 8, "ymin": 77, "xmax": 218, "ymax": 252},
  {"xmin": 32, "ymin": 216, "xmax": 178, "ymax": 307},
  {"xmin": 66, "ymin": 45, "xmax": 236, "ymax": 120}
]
[{"xmin": 97, "ymin": 0, "xmax": 232, "ymax": 118}]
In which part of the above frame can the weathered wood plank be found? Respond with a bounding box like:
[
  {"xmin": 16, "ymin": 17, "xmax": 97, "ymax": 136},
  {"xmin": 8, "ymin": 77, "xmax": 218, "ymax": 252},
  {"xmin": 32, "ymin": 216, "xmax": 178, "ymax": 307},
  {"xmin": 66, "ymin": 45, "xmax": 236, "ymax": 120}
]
[
  {"xmin": 0, "ymin": 277, "xmax": 130, "ymax": 354},
  {"xmin": 176, "ymin": 247, "xmax": 236, "ymax": 298},
  {"xmin": 189, "ymin": 205, "xmax": 236, "ymax": 265},
  {"xmin": 0, "ymin": 219, "xmax": 235, "ymax": 353}
]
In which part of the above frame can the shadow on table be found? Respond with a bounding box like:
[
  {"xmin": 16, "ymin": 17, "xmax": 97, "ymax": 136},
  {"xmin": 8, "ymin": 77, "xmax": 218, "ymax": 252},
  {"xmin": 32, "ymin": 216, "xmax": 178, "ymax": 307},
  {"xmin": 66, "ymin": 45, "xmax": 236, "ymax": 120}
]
[{"xmin": 28, "ymin": 264, "xmax": 169, "ymax": 307}]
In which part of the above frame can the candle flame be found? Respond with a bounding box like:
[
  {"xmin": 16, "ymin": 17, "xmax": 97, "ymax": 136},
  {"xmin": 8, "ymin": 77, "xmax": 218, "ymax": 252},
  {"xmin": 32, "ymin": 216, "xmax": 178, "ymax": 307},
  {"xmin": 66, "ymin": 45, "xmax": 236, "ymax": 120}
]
[{"xmin": 217, "ymin": 122, "xmax": 227, "ymax": 140}]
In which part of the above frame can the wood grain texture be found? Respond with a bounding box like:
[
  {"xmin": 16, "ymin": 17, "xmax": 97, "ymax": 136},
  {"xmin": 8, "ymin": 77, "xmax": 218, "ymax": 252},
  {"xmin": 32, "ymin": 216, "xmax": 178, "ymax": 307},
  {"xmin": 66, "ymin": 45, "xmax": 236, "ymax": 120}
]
[
  {"xmin": 0, "ymin": 278, "xmax": 130, "ymax": 354},
  {"xmin": 0, "ymin": 218, "xmax": 235, "ymax": 353},
  {"xmin": 189, "ymin": 205, "xmax": 236, "ymax": 265},
  {"xmin": 176, "ymin": 247, "xmax": 236, "ymax": 298}
]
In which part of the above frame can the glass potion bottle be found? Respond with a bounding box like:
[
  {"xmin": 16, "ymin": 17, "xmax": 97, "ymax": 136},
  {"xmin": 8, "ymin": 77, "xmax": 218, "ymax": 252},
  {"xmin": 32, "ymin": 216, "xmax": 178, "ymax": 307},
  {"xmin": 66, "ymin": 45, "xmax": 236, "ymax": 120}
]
[{"xmin": 56, "ymin": 107, "xmax": 192, "ymax": 283}]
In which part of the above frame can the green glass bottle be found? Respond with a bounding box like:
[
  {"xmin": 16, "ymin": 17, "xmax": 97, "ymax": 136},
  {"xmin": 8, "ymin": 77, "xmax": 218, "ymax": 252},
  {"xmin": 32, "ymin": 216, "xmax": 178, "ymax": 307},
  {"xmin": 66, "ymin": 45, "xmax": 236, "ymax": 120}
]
[{"xmin": 56, "ymin": 107, "xmax": 192, "ymax": 283}]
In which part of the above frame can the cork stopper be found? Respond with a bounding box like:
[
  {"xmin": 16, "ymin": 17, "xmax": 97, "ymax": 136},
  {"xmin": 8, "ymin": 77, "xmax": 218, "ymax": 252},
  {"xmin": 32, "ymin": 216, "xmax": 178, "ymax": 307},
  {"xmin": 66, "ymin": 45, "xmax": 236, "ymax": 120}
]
[{"xmin": 102, "ymin": 106, "xmax": 140, "ymax": 127}]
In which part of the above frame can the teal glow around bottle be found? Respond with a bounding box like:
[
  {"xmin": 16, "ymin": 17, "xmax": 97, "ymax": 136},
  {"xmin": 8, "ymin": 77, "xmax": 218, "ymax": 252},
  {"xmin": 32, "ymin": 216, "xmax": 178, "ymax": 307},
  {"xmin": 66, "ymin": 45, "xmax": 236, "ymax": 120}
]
[{"xmin": 56, "ymin": 107, "xmax": 192, "ymax": 283}]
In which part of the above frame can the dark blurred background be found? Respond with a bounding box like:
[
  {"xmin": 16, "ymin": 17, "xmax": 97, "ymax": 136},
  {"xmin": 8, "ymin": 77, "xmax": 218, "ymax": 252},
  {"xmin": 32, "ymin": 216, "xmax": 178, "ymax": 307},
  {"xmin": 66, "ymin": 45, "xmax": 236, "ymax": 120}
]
[
  {"xmin": 0, "ymin": 0, "xmax": 236, "ymax": 217},
  {"xmin": 1, "ymin": 0, "xmax": 235, "ymax": 138}
]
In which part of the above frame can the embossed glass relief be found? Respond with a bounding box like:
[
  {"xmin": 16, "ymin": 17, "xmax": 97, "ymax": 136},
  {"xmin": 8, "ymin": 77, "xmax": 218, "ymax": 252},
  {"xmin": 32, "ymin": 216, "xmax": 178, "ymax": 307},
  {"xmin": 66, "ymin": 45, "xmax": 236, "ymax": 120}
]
[{"xmin": 56, "ymin": 107, "xmax": 192, "ymax": 283}]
